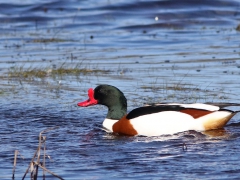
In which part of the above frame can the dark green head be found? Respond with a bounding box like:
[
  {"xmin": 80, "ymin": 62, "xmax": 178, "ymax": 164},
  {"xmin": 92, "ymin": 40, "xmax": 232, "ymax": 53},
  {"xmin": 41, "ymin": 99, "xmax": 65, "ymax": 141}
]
[{"xmin": 78, "ymin": 84, "xmax": 127, "ymax": 120}]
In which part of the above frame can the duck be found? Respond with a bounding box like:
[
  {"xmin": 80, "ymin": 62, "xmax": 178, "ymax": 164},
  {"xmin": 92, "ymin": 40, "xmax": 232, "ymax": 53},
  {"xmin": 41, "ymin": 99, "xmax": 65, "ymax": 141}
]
[{"xmin": 77, "ymin": 84, "xmax": 240, "ymax": 136}]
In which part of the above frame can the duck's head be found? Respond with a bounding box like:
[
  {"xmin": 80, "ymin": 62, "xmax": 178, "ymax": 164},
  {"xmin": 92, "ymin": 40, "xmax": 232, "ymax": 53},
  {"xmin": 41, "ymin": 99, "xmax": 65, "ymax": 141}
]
[{"xmin": 78, "ymin": 85, "xmax": 127, "ymax": 119}]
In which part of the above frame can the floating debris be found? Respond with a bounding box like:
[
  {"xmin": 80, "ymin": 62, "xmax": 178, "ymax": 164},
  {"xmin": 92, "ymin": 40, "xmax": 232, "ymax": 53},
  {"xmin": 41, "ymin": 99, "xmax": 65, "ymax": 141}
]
[
  {"xmin": 182, "ymin": 143, "xmax": 187, "ymax": 151},
  {"xmin": 236, "ymin": 24, "xmax": 240, "ymax": 31}
]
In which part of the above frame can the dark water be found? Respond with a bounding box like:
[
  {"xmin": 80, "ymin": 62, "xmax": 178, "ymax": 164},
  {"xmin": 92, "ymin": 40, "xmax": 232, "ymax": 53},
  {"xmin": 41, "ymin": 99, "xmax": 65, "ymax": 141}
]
[{"xmin": 1, "ymin": 0, "xmax": 240, "ymax": 179}]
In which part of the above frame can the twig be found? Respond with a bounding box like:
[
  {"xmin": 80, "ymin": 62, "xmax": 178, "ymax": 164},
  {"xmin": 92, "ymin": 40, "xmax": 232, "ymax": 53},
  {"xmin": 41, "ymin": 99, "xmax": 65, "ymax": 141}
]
[
  {"xmin": 33, "ymin": 162, "xmax": 64, "ymax": 180},
  {"xmin": 43, "ymin": 136, "xmax": 46, "ymax": 180},
  {"xmin": 22, "ymin": 127, "xmax": 59, "ymax": 180},
  {"xmin": 40, "ymin": 126, "xmax": 59, "ymax": 135},
  {"xmin": 12, "ymin": 150, "xmax": 18, "ymax": 179},
  {"xmin": 31, "ymin": 162, "xmax": 39, "ymax": 180},
  {"xmin": 22, "ymin": 149, "xmax": 39, "ymax": 180},
  {"xmin": 30, "ymin": 162, "xmax": 34, "ymax": 179}
]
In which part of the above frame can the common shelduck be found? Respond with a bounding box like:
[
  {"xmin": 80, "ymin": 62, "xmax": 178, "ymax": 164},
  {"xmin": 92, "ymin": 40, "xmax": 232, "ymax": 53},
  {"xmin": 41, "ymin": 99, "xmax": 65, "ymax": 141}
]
[{"xmin": 78, "ymin": 84, "xmax": 240, "ymax": 136}]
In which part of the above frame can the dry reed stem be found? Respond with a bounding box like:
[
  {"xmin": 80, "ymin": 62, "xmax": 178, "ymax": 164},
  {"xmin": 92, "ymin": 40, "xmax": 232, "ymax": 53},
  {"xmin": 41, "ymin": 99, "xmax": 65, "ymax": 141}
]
[
  {"xmin": 12, "ymin": 150, "xmax": 18, "ymax": 179},
  {"xmin": 12, "ymin": 150, "xmax": 25, "ymax": 179},
  {"xmin": 22, "ymin": 144, "xmax": 41, "ymax": 179},
  {"xmin": 31, "ymin": 162, "xmax": 39, "ymax": 180},
  {"xmin": 43, "ymin": 136, "xmax": 47, "ymax": 179},
  {"xmin": 33, "ymin": 162, "xmax": 64, "ymax": 180},
  {"xmin": 22, "ymin": 127, "xmax": 60, "ymax": 180}
]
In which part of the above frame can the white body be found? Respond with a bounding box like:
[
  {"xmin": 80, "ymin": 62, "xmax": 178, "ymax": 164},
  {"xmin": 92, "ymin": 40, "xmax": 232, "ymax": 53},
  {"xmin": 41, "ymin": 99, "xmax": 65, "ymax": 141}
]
[{"xmin": 102, "ymin": 103, "xmax": 234, "ymax": 136}]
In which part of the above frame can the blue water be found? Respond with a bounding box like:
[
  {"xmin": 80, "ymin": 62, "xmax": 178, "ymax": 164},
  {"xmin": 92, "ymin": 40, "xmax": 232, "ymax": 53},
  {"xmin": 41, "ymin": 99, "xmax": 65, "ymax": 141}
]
[{"xmin": 1, "ymin": 0, "xmax": 240, "ymax": 179}]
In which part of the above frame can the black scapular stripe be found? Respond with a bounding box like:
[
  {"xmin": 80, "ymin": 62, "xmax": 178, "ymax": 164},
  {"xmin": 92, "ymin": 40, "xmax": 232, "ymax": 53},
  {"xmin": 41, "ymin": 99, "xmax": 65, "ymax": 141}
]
[{"xmin": 126, "ymin": 105, "xmax": 184, "ymax": 119}]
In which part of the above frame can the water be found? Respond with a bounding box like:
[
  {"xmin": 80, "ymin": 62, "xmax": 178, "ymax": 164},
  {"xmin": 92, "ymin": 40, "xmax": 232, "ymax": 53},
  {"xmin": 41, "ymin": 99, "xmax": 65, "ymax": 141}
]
[{"xmin": 1, "ymin": 0, "xmax": 240, "ymax": 179}]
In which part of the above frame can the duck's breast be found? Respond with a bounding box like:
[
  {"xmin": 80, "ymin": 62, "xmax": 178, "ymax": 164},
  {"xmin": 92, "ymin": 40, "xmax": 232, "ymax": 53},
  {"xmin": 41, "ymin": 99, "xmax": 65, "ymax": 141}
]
[{"xmin": 102, "ymin": 119, "xmax": 118, "ymax": 132}]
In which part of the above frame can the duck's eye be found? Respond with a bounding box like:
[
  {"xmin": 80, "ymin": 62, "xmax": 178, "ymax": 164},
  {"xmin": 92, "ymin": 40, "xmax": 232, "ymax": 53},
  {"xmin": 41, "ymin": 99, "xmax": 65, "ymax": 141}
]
[{"xmin": 99, "ymin": 89, "xmax": 106, "ymax": 94}]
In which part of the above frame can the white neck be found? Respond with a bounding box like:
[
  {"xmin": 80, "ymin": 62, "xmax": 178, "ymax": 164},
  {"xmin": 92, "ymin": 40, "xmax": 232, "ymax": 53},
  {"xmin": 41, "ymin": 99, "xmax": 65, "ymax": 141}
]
[{"xmin": 102, "ymin": 118, "xmax": 118, "ymax": 132}]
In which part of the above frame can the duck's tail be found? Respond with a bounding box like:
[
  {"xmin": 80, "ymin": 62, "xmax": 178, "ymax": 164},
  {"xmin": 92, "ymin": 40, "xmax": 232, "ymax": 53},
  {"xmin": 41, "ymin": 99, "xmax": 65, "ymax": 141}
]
[{"xmin": 197, "ymin": 110, "xmax": 238, "ymax": 131}]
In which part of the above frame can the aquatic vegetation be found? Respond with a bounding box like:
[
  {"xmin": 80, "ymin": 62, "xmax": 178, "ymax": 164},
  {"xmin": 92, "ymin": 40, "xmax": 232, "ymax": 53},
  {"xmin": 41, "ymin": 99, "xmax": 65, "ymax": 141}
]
[
  {"xmin": 8, "ymin": 64, "xmax": 111, "ymax": 79},
  {"xmin": 140, "ymin": 78, "xmax": 227, "ymax": 104},
  {"xmin": 32, "ymin": 38, "xmax": 68, "ymax": 43}
]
